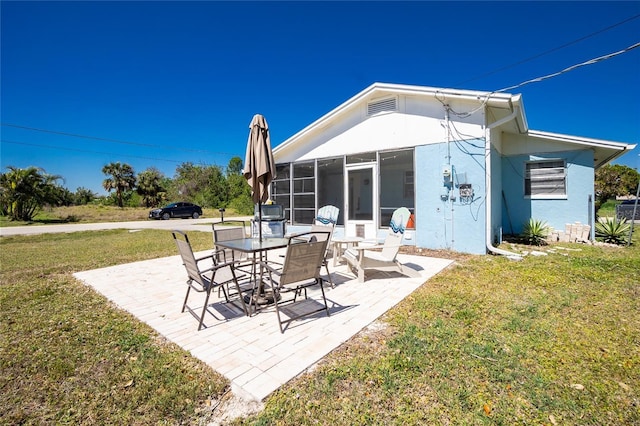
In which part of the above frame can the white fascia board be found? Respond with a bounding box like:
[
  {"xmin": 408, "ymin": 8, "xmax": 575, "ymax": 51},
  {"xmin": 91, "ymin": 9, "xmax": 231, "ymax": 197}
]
[
  {"xmin": 527, "ymin": 129, "xmax": 637, "ymax": 168},
  {"xmin": 527, "ymin": 129, "xmax": 636, "ymax": 151},
  {"xmin": 371, "ymin": 82, "xmax": 514, "ymax": 105},
  {"xmin": 511, "ymin": 94, "xmax": 528, "ymax": 133}
]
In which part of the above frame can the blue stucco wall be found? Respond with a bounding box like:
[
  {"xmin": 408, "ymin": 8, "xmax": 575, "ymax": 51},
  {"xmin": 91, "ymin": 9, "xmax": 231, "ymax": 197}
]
[
  {"xmin": 415, "ymin": 139, "xmax": 487, "ymax": 254},
  {"xmin": 500, "ymin": 149, "xmax": 594, "ymax": 235}
]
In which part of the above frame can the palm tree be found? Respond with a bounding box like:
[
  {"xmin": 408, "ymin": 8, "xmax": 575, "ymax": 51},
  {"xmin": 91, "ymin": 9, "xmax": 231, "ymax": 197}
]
[
  {"xmin": 102, "ymin": 162, "xmax": 136, "ymax": 208},
  {"xmin": 0, "ymin": 166, "xmax": 63, "ymax": 221},
  {"xmin": 136, "ymin": 168, "xmax": 165, "ymax": 207}
]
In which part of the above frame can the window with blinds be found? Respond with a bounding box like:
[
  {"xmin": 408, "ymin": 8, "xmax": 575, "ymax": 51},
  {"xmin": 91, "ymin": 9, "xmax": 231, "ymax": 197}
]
[{"xmin": 525, "ymin": 160, "xmax": 566, "ymax": 197}]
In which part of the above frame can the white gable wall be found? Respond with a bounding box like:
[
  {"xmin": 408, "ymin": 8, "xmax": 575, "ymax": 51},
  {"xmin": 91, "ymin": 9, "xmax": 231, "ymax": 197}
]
[
  {"xmin": 276, "ymin": 94, "xmax": 485, "ymax": 163},
  {"xmin": 303, "ymin": 112, "xmax": 441, "ymax": 159}
]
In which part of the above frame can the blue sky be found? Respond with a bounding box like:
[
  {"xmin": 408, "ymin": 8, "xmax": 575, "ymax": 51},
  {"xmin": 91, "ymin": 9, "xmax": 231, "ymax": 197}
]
[{"xmin": 2, "ymin": 1, "xmax": 639, "ymax": 196}]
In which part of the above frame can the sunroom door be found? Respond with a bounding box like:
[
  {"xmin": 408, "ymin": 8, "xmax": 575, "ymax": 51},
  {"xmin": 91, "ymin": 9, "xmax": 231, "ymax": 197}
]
[{"xmin": 345, "ymin": 164, "xmax": 377, "ymax": 239}]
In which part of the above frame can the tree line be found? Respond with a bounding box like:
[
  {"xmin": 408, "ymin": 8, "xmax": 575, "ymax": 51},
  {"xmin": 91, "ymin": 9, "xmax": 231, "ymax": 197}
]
[
  {"xmin": 1, "ymin": 161, "xmax": 638, "ymax": 222},
  {"xmin": 0, "ymin": 157, "xmax": 254, "ymax": 221},
  {"xmin": 594, "ymin": 163, "xmax": 639, "ymax": 210}
]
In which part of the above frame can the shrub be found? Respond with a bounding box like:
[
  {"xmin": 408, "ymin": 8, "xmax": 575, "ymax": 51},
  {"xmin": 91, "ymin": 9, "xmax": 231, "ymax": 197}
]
[
  {"xmin": 596, "ymin": 198, "xmax": 618, "ymax": 218},
  {"xmin": 521, "ymin": 218, "xmax": 550, "ymax": 246},
  {"xmin": 228, "ymin": 194, "xmax": 255, "ymax": 215},
  {"xmin": 595, "ymin": 216, "xmax": 630, "ymax": 245}
]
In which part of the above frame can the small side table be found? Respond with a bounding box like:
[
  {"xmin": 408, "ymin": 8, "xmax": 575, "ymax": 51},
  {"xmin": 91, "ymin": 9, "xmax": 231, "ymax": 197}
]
[{"xmin": 331, "ymin": 236, "xmax": 363, "ymax": 266}]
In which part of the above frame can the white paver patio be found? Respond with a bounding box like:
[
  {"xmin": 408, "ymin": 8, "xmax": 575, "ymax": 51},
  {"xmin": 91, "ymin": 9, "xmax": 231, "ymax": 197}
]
[{"xmin": 73, "ymin": 250, "xmax": 453, "ymax": 402}]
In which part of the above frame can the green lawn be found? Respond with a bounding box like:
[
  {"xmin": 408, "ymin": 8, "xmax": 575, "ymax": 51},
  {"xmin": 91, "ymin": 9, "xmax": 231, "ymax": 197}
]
[
  {"xmin": 0, "ymin": 205, "xmax": 228, "ymax": 227},
  {"xmin": 244, "ymin": 240, "xmax": 639, "ymax": 425},
  {"xmin": 1, "ymin": 227, "xmax": 638, "ymax": 425},
  {"xmin": 0, "ymin": 229, "xmax": 227, "ymax": 425}
]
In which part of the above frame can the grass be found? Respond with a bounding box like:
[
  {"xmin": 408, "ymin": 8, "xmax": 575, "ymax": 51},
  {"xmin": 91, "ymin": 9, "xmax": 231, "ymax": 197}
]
[
  {"xmin": 597, "ymin": 199, "xmax": 620, "ymax": 218},
  {"xmin": 243, "ymin": 241, "xmax": 640, "ymax": 425},
  {"xmin": 0, "ymin": 229, "xmax": 228, "ymax": 425},
  {"xmin": 1, "ymin": 207, "xmax": 639, "ymax": 424},
  {"xmin": 0, "ymin": 205, "xmax": 230, "ymax": 227}
]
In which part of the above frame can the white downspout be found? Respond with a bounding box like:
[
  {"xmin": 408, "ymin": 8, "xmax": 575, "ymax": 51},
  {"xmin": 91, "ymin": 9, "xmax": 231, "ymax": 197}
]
[{"xmin": 485, "ymin": 107, "xmax": 523, "ymax": 259}]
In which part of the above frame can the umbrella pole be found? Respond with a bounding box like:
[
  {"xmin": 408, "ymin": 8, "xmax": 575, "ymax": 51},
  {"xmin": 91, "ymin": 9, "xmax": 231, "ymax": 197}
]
[{"xmin": 259, "ymin": 204, "xmax": 263, "ymax": 241}]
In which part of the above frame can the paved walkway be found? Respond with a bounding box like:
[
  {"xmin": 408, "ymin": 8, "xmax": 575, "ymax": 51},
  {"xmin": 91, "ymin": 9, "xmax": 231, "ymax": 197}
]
[
  {"xmin": 74, "ymin": 251, "xmax": 453, "ymax": 402},
  {"xmin": 0, "ymin": 217, "xmax": 255, "ymax": 236}
]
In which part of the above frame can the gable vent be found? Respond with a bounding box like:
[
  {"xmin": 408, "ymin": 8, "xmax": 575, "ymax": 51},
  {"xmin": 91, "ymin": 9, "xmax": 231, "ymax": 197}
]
[{"xmin": 367, "ymin": 97, "xmax": 397, "ymax": 116}]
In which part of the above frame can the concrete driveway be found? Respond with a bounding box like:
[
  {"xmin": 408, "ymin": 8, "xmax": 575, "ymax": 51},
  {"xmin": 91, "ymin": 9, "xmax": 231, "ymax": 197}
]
[{"xmin": 0, "ymin": 217, "xmax": 254, "ymax": 236}]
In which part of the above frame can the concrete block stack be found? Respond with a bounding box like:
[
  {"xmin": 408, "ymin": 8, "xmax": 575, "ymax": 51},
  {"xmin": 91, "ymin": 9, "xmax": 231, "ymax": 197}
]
[{"xmin": 547, "ymin": 222, "xmax": 591, "ymax": 243}]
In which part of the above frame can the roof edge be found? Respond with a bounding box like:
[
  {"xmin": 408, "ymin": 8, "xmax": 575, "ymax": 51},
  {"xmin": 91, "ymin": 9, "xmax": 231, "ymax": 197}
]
[
  {"xmin": 528, "ymin": 129, "xmax": 637, "ymax": 168},
  {"xmin": 527, "ymin": 129, "xmax": 636, "ymax": 150}
]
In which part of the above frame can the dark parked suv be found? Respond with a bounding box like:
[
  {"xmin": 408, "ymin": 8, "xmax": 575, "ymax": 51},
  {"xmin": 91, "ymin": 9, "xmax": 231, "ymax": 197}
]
[{"xmin": 149, "ymin": 202, "xmax": 203, "ymax": 220}]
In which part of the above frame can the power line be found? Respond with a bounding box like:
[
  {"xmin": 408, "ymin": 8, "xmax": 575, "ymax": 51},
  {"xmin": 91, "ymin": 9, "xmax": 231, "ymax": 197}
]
[
  {"xmin": 1, "ymin": 139, "xmax": 197, "ymax": 164},
  {"xmin": 496, "ymin": 41, "xmax": 640, "ymax": 93},
  {"xmin": 441, "ymin": 40, "xmax": 640, "ymax": 118},
  {"xmin": 0, "ymin": 123, "xmax": 236, "ymax": 157},
  {"xmin": 456, "ymin": 14, "xmax": 640, "ymax": 86}
]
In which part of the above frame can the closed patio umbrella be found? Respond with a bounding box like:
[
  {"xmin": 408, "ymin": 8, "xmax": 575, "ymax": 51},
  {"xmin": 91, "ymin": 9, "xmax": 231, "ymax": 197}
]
[{"xmin": 243, "ymin": 114, "xmax": 276, "ymax": 241}]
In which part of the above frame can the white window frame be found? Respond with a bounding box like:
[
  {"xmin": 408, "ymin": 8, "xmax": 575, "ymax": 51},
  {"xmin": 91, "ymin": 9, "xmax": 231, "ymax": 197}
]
[{"xmin": 524, "ymin": 159, "xmax": 567, "ymax": 199}]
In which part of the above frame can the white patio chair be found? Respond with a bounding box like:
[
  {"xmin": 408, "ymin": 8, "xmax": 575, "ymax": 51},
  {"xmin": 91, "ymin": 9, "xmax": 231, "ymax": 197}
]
[
  {"xmin": 315, "ymin": 204, "xmax": 340, "ymax": 226},
  {"xmin": 310, "ymin": 222, "xmax": 337, "ymax": 288},
  {"xmin": 343, "ymin": 207, "xmax": 420, "ymax": 283},
  {"xmin": 282, "ymin": 205, "xmax": 340, "ymax": 287},
  {"xmin": 315, "ymin": 204, "xmax": 339, "ymax": 268}
]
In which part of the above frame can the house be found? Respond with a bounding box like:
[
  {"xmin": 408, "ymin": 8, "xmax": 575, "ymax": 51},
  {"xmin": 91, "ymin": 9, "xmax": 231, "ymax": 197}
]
[{"xmin": 271, "ymin": 83, "xmax": 636, "ymax": 254}]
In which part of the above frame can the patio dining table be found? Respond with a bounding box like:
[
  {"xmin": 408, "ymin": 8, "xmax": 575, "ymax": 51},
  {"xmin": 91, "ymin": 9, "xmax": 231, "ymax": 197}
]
[
  {"xmin": 215, "ymin": 236, "xmax": 290, "ymax": 255},
  {"xmin": 214, "ymin": 236, "xmax": 291, "ymax": 312}
]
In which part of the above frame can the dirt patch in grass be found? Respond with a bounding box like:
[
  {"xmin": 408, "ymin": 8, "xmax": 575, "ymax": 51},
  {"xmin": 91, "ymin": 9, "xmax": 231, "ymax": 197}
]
[{"xmin": 399, "ymin": 245, "xmax": 472, "ymax": 262}]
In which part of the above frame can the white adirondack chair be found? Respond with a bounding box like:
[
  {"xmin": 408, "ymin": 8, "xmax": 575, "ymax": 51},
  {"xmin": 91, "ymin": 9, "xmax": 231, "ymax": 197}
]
[{"xmin": 344, "ymin": 207, "xmax": 420, "ymax": 283}]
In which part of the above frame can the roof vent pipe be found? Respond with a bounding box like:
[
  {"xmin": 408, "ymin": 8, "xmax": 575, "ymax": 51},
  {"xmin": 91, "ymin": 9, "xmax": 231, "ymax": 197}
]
[{"xmin": 485, "ymin": 107, "xmax": 523, "ymax": 259}]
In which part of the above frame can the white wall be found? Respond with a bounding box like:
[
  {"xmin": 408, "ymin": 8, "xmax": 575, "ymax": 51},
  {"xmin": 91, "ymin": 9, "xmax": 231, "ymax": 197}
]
[
  {"xmin": 502, "ymin": 133, "xmax": 584, "ymax": 156},
  {"xmin": 275, "ymin": 94, "xmax": 486, "ymax": 163}
]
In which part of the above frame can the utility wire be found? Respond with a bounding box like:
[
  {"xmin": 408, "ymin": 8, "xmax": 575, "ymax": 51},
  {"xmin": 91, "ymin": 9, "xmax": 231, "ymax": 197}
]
[
  {"xmin": 440, "ymin": 41, "xmax": 640, "ymax": 118},
  {"xmin": 495, "ymin": 41, "xmax": 640, "ymax": 93},
  {"xmin": 456, "ymin": 14, "xmax": 640, "ymax": 86},
  {"xmin": 1, "ymin": 139, "xmax": 196, "ymax": 164},
  {"xmin": 0, "ymin": 123, "xmax": 234, "ymax": 156}
]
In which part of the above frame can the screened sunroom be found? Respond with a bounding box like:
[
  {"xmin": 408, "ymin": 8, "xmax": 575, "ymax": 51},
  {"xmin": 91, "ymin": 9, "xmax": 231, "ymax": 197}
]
[{"xmin": 271, "ymin": 148, "xmax": 415, "ymax": 239}]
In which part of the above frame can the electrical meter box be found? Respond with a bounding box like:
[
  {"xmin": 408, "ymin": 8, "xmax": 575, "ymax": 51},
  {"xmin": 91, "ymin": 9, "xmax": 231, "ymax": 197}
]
[
  {"xmin": 459, "ymin": 183, "xmax": 474, "ymax": 198},
  {"xmin": 442, "ymin": 165, "xmax": 452, "ymax": 183}
]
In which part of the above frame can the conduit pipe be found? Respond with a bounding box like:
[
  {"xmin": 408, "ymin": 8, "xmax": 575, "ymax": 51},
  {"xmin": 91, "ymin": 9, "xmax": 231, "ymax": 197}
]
[{"xmin": 485, "ymin": 106, "xmax": 523, "ymax": 259}]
